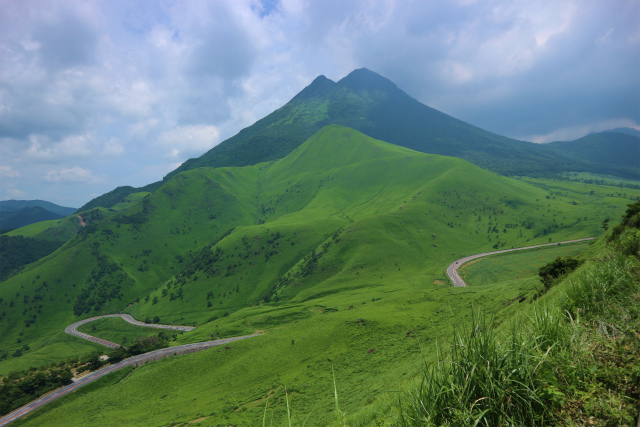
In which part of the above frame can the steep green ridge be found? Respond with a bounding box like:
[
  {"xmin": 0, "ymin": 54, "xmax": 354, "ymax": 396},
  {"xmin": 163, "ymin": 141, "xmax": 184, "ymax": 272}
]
[{"xmin": 169, "ymin": 69, "xmax": 586, "ymax": 180}]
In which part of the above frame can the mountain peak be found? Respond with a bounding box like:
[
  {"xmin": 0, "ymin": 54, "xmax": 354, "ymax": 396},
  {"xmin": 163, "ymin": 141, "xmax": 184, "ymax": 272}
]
[
  {"xmin": 293, "ymin": 74, "xmax": 336, "ymax": 101},
  {"xmin": 337, "ymin": 68, "xmax": 398, "ymax": 92}
]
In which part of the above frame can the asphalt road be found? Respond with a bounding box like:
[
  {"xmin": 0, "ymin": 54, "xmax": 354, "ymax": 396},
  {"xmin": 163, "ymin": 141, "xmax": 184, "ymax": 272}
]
[
  {"xmin": 65, "ymin": 313, "xmax": 196, "ymax": 348},
  {"xmin": 446, "ymin": 237, "xmax": 596, "ymax": 287},
  {"xmin": 0, "ymin": 334, "xmax": 259, "ymax": 426}
]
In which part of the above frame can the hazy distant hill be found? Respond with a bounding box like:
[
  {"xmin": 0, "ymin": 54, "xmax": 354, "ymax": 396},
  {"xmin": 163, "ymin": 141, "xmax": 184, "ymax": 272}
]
[
  {"xmin": 0, "ymin": 200, "xmax": 76, "ymax": 217},
  {"xmin": 0, "ymin": 206, "xmax": 67, "ymax": 231},
  {"xmin": 545, "ymin": 132, "xmax": 640, "ymax": 179}
]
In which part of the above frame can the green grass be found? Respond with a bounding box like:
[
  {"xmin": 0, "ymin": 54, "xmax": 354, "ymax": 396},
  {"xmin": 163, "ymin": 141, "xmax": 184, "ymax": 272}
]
[
  {"xmin": 13, "ymin": 279, "xmax": 543, "ymax": 426},
  {"xmin": 460, "ymin": 241, "xmax": 590, "ymax": 286},
  {"xmin": 397, "ymin": 211, "xmax": 640, "ymax": 426},
  {"xmin": 1, "ymin": 125, "xmax": 638, "ymax": 425},
  {"xmin": 75, "ymin": 317, "xmax": 173, "ymax": 347}
]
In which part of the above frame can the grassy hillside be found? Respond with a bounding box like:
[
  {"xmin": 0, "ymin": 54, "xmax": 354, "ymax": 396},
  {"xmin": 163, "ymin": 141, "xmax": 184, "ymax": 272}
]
[
  {"xmin": 0, "ymin": 208, "xmax": 115, "ymax": 284},
  {"xmin": 1, "ymin": 125, "xmax": 638, "ymax": 425}
]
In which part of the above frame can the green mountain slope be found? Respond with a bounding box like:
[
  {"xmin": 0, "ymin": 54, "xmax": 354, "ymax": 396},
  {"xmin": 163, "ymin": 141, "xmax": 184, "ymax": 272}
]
[{"xmin": 1, "ymin": 126, "xmax": 636, "ymax": 378}]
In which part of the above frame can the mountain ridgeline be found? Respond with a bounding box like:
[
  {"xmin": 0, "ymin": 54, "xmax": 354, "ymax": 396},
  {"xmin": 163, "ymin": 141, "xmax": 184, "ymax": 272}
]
[
  {"xmin": 0, "ymin": 126, "xmax": 625, "ymax": 375},
  {"xmin": 76, "ymin": 69, "xmax": 639, "ymax": 212}
]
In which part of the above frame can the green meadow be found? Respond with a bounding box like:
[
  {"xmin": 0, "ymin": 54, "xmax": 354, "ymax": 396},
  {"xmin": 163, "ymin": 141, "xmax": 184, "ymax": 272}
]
[
  {"xmin": 1, "ymin": 125, "xmax": 639, "ymax": 425},
  {"xmin": 459, "ymin": 241, "xmax": 590, "ymax": 287},
  {"xmin": 75, "ymin": 317, "xmax": 170, "ymax": 347}
]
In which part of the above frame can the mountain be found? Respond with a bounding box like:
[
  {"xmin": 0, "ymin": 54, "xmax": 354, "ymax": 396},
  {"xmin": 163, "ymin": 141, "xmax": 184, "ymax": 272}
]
[
  {"xmin": 590, "ymin": 127, "xmax": 640, "ymax": 138},
  {"xmin": 0, "ymin": 200, "xmax": 76, "ymax": 217},
  {"xmin": 545, "ymin": 132, "xmax": 640, "ymax": 179},
  {"xmin": 0, "ymin": 206, "xmax": 66, "ymax": 231},
  {"xmin": 168, "ymin": 68, "xmax": 566, "ymax": 178},
  {"xmin": 78, "ymin": 69, "xmax": 639, "ymax": 212},
  {"xmin": 0, "ymin": 125, "xmax": 626, "ymax": 377},
  {"xmin": 0, "ymin": 200, "xmax": 77, "ymax": 231}
]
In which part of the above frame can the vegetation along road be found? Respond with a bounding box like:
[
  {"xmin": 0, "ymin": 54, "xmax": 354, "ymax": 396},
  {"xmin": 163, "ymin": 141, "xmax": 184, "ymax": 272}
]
[
  {"xmin": 447, "ymin": 237, "xmax": 596, "ymax": 287},
  {"xmin": 64, "ymin": 313, "xmax": 195, "ymax": 348},
  {"xmin": 1, "ymin": 317, "xmax": 258, "ymax": 426}
]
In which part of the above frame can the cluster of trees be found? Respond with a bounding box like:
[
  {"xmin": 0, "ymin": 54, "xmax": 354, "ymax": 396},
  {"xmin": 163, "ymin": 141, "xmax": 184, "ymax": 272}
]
[
  {"xmin": 108, "ymin": 332, "xmax": 174, "ymax": 363},
  {"xmin": 73, "ymin": 249, "xmax": 129, "ymax": 316},
  {"xmin": 0, "ymin": 367, "xmax": 72, "ymax": 416},
  {"xmin": 538, "ymin": 256, "xmax": 583, "ymax": 291},
  {"xmin": 0, "ymin": 235, "xmax": 62, "ymax": 282}
]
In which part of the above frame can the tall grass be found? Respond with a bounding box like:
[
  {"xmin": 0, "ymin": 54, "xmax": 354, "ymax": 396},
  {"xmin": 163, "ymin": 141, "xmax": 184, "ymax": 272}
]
[
  {"xmin": 398, "ymin": 250, "xmax": 640, "ymax": 427},
  {"xmin": 398, "ymin": 310, "xmax": 566, "ymax": 427},
  {"xmin": 561, "ymin": 254, "xmax": 637, "ymax": 318}
]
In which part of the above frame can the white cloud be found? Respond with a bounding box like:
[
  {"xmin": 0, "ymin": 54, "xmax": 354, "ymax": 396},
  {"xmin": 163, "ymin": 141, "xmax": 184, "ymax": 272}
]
[
  {"xmin": 4, "ymin": 188, "xmax": 30, "ymax": 200},
  {"xmin": 43, "ymin": 166, "xmax": 104, "ymax": 183},
  {"xmin": 101, "ymin": 138, "xmax": 124, "ymax": 157},
  {"xmin": 0, "ymin": 166, "xmax": 20, "ymax": 178},
  {"xmin": 157, "ymin": 125, "xmax": 220, "ymax": 160},
  {"xmin": 25, "ymin": 134, "xmax": 94, "ymax": 161},
  {"xmin": 525, "ymin": 118, "xmax": 640, "ymax": 143}
]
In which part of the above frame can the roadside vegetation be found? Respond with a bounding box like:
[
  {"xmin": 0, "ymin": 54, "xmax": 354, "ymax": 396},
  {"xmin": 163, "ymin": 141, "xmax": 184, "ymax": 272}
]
[{"xmin": 397, "ymin": 201, "xmax": 640, "ymax": 426}]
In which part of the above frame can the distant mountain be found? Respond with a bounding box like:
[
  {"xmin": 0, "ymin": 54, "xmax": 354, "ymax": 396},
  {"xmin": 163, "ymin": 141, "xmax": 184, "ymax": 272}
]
[
  {"xmin": 588, "ymin": 127, "xmax": 640, "ymax": 138},
  {"xmin": 79, "ymin": 69, "xmax": 639, "ymax": 211},
  {"xmin": 0, "ymin": 200, "xmax": 76, "ymax": 217},
  {"xmin": 545, "ymin": 132, "xmax": 640, "ymax": 179},
  {"xmin": 0, "ymin": 206, "xmax": 68, "ymax": 231}
]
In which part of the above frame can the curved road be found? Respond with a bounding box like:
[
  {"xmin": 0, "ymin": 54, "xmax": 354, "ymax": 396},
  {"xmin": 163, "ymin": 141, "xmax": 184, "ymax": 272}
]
[
  {"xmin": 447, "ymin": 237, "xmax": 596, "ymax": 287},
  {"xmin": 65, "ymin": 314, "xmax": 195, "ymax": 348},
  {"xmin": 1, "ymin": 315, "xmax": 258, "ymax": 426}
]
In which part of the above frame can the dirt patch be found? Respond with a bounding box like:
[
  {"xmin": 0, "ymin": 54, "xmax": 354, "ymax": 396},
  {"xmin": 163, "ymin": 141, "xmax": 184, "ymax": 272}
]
[
  {"xmin": 188, "ymin": 416, "xmax": 210, "ymax": 424},
  {"xmin": 432, "ymin": 279, "xmax": 446, "ymax": 286}
]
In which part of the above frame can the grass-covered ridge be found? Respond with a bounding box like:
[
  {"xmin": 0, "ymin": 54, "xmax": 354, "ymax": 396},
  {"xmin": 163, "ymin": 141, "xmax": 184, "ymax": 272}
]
[{"xmin": 0, "ymin": 125, "xmax": 638, "ymax": 426}]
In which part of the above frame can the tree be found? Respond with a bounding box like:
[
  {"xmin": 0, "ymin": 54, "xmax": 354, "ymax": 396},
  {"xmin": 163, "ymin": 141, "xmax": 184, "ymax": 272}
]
[{"xmin": 539, "ymin": 256, "xmax": 583, "ymax": 291}]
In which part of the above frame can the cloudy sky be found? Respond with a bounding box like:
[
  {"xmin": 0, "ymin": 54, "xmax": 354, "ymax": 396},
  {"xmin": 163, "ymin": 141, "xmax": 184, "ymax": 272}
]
[{"xmin": 1, "ymin": 0, "xmax": 638, "ymax": 208}]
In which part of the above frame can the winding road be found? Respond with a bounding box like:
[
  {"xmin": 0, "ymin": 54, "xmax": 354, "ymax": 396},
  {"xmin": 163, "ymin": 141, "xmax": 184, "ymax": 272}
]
[
  {"xmin": 0, "ymin": 315, "xmax": 258, "ymax": 426},
  {"xmin": 446, "ymin": 237, "xmax": 596, "ymax": 287},
  {"xmin": 65, "ymin": 313, "xmax": 196, "ymax": 348}
]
